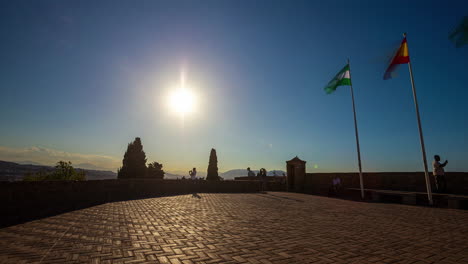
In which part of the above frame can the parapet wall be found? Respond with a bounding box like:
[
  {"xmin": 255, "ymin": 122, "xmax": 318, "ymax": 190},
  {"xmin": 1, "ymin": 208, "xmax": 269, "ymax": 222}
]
[
  {"xmin": 303, "ymin": 172, "xmax": 468, "ymax": 196},
  {"xmin": 0, "ymin": 179, "xmax": 285, "ymax": 228}
]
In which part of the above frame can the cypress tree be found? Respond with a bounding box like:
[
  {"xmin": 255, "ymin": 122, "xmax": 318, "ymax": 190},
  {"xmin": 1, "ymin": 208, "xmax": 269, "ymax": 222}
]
[
  {"xmin": 206, "ymin": 148, "xmax": 219, "ymax": 181},
  {"xmin": 118, "ymin": 137, "xmax": 147, "ymax": 179}
]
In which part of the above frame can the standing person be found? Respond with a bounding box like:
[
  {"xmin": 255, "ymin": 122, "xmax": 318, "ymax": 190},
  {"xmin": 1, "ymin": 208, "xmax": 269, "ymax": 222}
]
[
  {"xmin": 260, "ymin": 168, "xmax": 267, "ymax": 193},
  {"xmin": 433, "ymin": 155, "xmax": 448, "ymax": 192},
  {"xmin": 333, "ymin": 176, "xmax": 342, "ymax": 196},
  {"xmin": 189, "ymin": 168, "xmax": 197, "ymax": 180},
  {"xmin": 247, "ymin": 167, "xmax": 255, "ymax": 177}
]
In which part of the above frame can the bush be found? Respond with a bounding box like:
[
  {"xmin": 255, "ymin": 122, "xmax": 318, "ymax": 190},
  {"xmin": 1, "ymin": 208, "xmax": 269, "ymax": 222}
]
[{"xmin": 147, "ymin": 161, "xmax": 165, "ymax": 179}]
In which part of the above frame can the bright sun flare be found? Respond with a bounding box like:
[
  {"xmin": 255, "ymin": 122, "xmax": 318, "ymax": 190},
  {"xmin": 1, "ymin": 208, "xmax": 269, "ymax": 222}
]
[{"xmin": 169, "ymin": 88, "xmax": 196, "ymax": 115}]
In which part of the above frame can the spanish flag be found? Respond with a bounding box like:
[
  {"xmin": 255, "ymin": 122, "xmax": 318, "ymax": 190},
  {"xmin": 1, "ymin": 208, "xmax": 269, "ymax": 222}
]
[{"xmin": 383, "ymin": 36, "xmax": 410, "ymax": 80}]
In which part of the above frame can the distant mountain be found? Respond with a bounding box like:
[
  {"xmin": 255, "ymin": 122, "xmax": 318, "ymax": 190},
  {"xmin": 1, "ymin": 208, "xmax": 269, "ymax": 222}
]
[
  {"xmin": 16, "ymin": 161, "xmax": 46, "ymax": 166},
  {"xmin": 164, "ymin": 169, "xmax": 286, "ymax": 180},
  {"xmin": 221, "ymin": 169, "xmax": 286, "ymax": 179},
  {"xmin": 167, "ymin": 170, "xmax": 207, "ymax": 178},
  {"xmin": 76, "ymin": 168, "xmax": 117, "ymax": 180},
  {"xmin": 0, "ymin": 161, "xmax": 285, "ymax": 181},
  {"xmin": 164, "ymin": 172, "xmax": 185, "ymax": 179},
  {"xmin": 75, "ymin": 163, "xmax": 107, "ymax": 171},
  {"xmin": 0, "ymin": 160, "xmax": 116, "ymax": 181}
]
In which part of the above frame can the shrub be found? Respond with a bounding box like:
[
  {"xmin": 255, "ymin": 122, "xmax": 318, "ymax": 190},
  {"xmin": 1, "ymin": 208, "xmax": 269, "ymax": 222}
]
[{"xmin": 147, "ymin": 161, "xmax": 165, "ymax": 179}]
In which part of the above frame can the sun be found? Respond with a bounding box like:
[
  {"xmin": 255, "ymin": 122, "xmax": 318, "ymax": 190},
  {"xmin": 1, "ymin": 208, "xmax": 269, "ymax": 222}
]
[{"xmin": 169, "ymin": 88, "xmax": 196, "ymax": 115}]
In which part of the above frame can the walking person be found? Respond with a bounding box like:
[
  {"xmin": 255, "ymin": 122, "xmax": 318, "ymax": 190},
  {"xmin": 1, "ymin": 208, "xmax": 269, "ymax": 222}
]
[{"xmin": 433, "ymin": 155, "xmax": 448, "ymax": 193}]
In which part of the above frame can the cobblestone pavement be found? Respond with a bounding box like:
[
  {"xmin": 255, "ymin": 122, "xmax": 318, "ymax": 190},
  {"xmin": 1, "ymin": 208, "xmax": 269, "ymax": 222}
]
[{"xmin": 1, "ymin": 192, "xmax": 467, "ymax": 264}]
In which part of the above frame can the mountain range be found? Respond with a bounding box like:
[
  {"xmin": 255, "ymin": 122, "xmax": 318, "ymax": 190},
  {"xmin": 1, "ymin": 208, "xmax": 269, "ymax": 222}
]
[
  {"xmin": 0, "ymin": 160, "xmax": 117, "ymax": 181},
  {"xmin": 221, "ymin": 169, "xmax": 286, "ymax": 179},
  {"xmin": 0, "ymin": 160, "xmax": 285, "ymax": 181},
  {"xmin": 165, "ymin": 169, "xmax": 286, "ymax": 179}
]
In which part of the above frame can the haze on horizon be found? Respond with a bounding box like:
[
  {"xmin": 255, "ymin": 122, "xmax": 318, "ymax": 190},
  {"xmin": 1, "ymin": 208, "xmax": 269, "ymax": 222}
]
[{"xmin": 1, "ymin": 1, "xmax": 467, "ymax": 174}]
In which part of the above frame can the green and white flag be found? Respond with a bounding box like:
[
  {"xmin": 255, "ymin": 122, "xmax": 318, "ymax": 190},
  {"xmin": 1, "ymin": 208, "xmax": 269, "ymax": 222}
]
[{"xmin": 324, "ymin": 64, "xmax": 351, "ymax": 94}]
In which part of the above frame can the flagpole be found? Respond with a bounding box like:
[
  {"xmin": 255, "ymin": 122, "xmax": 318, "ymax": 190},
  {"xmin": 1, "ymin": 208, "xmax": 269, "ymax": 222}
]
[
  {"xmin": 347, "ymin": 59, "xmax": 365, "ymax": 199},
  {"xmin": 405, "ymin": 33, "xmax": 433, "ymax": 205}
]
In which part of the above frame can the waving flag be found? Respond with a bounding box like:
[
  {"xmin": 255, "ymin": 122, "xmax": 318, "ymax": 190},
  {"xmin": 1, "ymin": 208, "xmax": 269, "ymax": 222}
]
[
  {"xmin": 324, "ymin": 64, "xmax": 351, "ymax": 94},
  {"xmin": 383, "ymin": 37, "xmax": 410, "ymax": 80},
  {"xmin": 323, "ymin": 60, "xmax": 365, "ymax": 199},
  {"xmin": 449, "ymin": 16, "xmax": 468, "ymax": 48},
  {"xmin": 382, "ymin": 33, "xmax": 434, "ymax": 205}
]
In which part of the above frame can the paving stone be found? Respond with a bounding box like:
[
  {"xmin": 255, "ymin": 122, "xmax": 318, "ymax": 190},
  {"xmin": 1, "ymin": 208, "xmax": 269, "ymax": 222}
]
[{"xmin": 0, "ymin": 192, "xmax": 467, "ymax": 263}]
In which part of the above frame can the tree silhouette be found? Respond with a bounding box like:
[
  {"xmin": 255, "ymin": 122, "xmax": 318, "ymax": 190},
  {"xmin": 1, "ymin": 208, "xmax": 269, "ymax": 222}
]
[
  {"xmin": 147, "ymin": 161, "xmax": 165, "ymax": 179},
  {"xmin": 23, "ymin": 161, "xmax": 86, "ymax": 181},
  {"xmin": 118, "ymin": 137, "xmax": 147, "ymax": 179},
  {"xmin": 206, "ymin": 148, "xmax": 219, "ymax": 181}
]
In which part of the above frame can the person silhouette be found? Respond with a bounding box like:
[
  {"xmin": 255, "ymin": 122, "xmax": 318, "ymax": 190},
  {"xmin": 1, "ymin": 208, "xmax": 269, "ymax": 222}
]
[
  {"xmin": 247, "ymin": 167, "xmax": 255, "ymax": 177},
  {"xmin": 333, "ymin": 176, "xmax": 342, "ymax": 195},
  {"xmin": 259, "ymin": 168, "xmax": 267, "ymax": 192},
  {"xmin": 433, "ymin": 155, "xmax": 448, "ymax": 192},
  {"xmin": 189, "ymin": 168, "xmax": 197, "ymax": 180}
]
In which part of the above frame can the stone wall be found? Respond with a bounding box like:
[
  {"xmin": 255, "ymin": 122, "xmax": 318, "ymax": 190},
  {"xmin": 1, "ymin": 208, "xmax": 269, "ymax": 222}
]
[
  {"xmin": 0, "ymin": 179, "xmax": 285, "ymax": 228},
  {"xmin": 303, "ymin": 172, "xmax": 468, "ymax": 196}
]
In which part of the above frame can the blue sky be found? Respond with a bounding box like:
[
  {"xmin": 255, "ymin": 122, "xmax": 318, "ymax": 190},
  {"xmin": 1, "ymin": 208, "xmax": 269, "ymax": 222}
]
[{"xmin": 0, "ymin": 0, "xmax": 467, "ymax": 173}]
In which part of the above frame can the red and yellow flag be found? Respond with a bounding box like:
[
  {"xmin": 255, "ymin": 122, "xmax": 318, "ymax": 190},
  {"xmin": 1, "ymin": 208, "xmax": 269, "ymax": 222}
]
[{"xmin": 384, "ymin": 37, "xmax": 410, "ymax": 80}]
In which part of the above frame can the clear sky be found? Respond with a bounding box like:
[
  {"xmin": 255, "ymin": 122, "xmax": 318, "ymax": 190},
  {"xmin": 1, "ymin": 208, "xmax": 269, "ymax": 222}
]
[{"xmin": 0, "ymin": 0, "xmax": 467, "ymax": 173}]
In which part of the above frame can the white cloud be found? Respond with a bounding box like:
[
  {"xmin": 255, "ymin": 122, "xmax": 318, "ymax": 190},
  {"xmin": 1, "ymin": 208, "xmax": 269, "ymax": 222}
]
[{"xmin": 0, "ymin": 146, "xmax": 120, "ymax": 171}]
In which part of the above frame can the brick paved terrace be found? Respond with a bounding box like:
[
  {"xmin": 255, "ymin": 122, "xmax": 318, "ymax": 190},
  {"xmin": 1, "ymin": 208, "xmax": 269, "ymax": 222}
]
[{"xmin": 1, "ymin": 192, "xmax": 467, "ymax": 264}]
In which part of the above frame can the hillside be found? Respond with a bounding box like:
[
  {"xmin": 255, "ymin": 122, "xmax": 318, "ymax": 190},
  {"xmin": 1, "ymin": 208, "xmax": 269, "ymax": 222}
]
[
  {"xmin": 0, "ymin": 160, "xmax": 286, "ymax": 181},
  {"xmin": 0, "ymin": 160, "xmax": 117, "ymax": 181}
]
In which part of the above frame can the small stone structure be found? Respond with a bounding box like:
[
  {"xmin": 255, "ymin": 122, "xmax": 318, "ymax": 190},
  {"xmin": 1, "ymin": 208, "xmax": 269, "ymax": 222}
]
[{"xmin": 286, "ymin": 156, "xmax": 306, "ymax": 191}]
